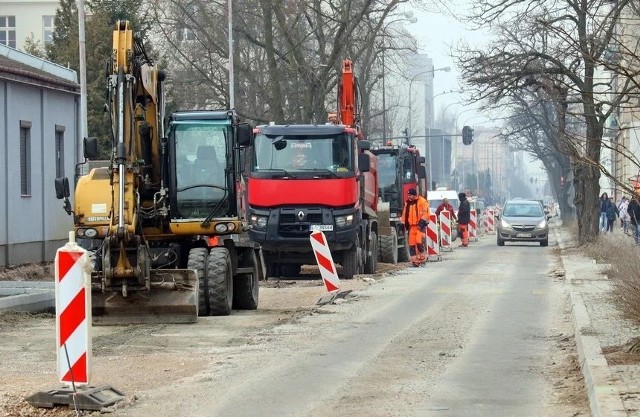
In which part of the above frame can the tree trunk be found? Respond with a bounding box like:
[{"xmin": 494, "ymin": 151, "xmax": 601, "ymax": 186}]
[{"xmin": 573, "ymin": 161, "xmax": 600, "ymax": 244}]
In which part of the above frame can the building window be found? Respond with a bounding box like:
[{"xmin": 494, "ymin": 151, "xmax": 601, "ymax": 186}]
[
  {"xmin": 55, "ymin": 126, "xmax": 65, "ymax": 178},
  {"xmin": 0, "ymin": 16, "xmax": 16, "ymax": 49},
  {"xmin": 20, "ymin": 121, "xmax": 32, "ymax": 196},
  {"xmin": 43, "ymin": 15, "xmax": 54, "ymax": 46}
]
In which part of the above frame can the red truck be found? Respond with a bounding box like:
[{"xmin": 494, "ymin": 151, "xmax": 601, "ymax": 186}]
[
  {"xmin": 247, "ymin": 60, "xmax": 379, "ymax": 279},
  {"xmin": 372, "ymin": 143, "xmax": 428, "ymax": 263}
]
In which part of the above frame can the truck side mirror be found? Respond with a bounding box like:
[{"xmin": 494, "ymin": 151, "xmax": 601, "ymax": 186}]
[
  {"xmin": 54, "ymin": 177, "xmax": 70, "ymax": 199},
  {"xmin": 358, "ymin": 154, "xmax": 370, "ymax": 172},
  {"xmin": 418, "ymin": 166, "xmax": 426, "ymax": 179},
  {"xmin": 83, "ymin": 137, "xmax": 99, "ymax": 159},
  {"xmin": 237, "ymin": 123, "xmax": 253, "ymax": 147},
  {"xmin": 358, "ymin": 140, "xmax": 371, "ymax": 151}
]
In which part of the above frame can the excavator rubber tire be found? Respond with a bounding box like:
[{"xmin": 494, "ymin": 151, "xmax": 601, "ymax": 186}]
[
  {"xmin": 187, "ymin": 247, "xmax": 210, "ymax": 316},
  {"xmin": 207, "ymin": 247, "xmax": 233, "ymax": 316},
  {"xmin": 379, "ymin": 229, "xmax": 398, "ymax": 264},
  {"xmin": 364, "ymin": 232, "xmax": 378, "ymax": 274},
  {"xmin": 233, "ymin": 249, "xmax": 259, "ymax": 310}
]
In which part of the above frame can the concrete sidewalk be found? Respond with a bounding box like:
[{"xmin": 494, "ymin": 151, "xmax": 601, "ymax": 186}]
[{"xmin": 557, "ymin": 227, "xmax": 640, "ymax": 416}]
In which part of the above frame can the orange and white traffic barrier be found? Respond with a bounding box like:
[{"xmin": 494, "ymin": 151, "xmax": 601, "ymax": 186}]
[
  {"xmin": 310, "ymin": 231, "xmax": 340, "ymax": 293},
  {"xmin": 426, "ymin": 213, "xmax": 442, "ymax": 261},
  {"xmin": 439, "ymin": 210, "xmax": 453, "ymax": 251},
  {"xmin": 469, "ymin": 209, "xmax": 478, "ymax": 242},
  {"xmin": 55, "ymin": 231, "xmax": 92, "ymax": 386}
]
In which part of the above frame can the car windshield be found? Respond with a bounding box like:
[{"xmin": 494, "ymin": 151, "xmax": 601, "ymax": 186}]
[{"xmin": 502, "ymin": 203, "xmax": 544, "ymax": 217}]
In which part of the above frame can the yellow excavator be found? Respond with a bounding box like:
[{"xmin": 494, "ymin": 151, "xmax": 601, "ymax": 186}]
[{"xmin": 54, "ymin": 20, "xmax": 263, "ymax": 324}]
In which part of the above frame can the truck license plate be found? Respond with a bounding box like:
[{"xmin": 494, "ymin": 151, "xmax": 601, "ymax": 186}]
[
  {"xmin": 516, "ymin": 233, "xmax": 531, "ymax": 238},
  {"xmin": 310, "ymin": 224, "xmax": 333, "ymax": 232}
]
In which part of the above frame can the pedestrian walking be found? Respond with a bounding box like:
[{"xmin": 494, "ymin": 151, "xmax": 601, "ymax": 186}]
[
  {"xmin": 457, "ymin": 192, "xmax": 471, "ymax": 247},
  {"xmin": 599, "ymin": 192, "xmax": 610, "ymax": 231},
  {"xmin": 618, "ymin": 197, "xmax": 630, "ymax": 233},
  {"xmin": 402, "ymin": 188, "xmax": 430, "ymax": 266},
  {"xmin": 628, "ymin": 196, "xmax": 640, "ymax": 244},
  {"xmin": 606, "ymin": 197, "xmax": 619, "ymax": 233}
]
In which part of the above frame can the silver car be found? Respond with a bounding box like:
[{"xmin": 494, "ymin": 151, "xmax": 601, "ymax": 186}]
[{"xmin": 496, "ymin": 200, "xmax": 549, "ymax": 246}]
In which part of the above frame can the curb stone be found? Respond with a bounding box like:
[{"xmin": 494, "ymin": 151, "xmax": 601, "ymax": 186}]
[{"xmin": 556, "ymin": 229, "xmax": 628, "ymax": 417}]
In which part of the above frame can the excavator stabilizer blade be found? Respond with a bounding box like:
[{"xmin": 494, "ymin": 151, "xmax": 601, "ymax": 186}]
[{"xmin": 92, "ymin": 269, "xmax": 198, "ymax": 325}]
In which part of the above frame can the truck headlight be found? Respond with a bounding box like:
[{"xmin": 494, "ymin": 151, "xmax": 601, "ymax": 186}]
[
  {"xmin": 335, "ymin": 214, "xmax": 354, "ymax": 227},
  {"xmin": 250, "ymin": 215, "xmax": 267, "ymax": 228}
]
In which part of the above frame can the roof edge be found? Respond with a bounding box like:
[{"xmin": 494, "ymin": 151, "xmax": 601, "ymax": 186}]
[{"xmin": 0, "ymin": 44, "xmax": 78, "ymax": 83}]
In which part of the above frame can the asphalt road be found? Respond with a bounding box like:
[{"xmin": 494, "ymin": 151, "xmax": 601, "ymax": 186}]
[{"xmin": 114, "ymin": 232, "xmax": 587, "ymax": 417}]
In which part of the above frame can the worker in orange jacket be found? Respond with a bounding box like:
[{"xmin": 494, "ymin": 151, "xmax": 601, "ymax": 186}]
[{"xmin": 402, "ymin": 188, "xmax": 430, "ymax": 266}]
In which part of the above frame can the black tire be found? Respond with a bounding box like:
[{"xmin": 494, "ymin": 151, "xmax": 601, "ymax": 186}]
[
  {"xmin": 233, "ymin": 249, "xmax": 259, "ymax": 310},
  {"xmin": 341, "ymin": 235, "xmax": 360, "ymax": 279},
  {"xmin": 187, "ymin": 247, "xmax": 209, "ymax": 316},
  {"xmin": 398, "ymin": 236, "xmax": 410, "ymax": 262},
  {"xmin": 280, "ymin": 263, "xmax": 302, "ymax": 277},
  {"xmin": 497, "ymin": 236, "xmax": 505, "ymax": 246},
  {"xmin": 379, "ymin": 230, "xmax": 398, "ymax": 264},
  {"xmin": 540, "ymin": 238, "xmax": 549, "ymax": 247},
  {"xmin": 364, "ymin": 232, "xmax": 378, "ymax": 274},
  {"xmin": 207, "ymin": 247, "xmax": 233, "ymax": 316}
]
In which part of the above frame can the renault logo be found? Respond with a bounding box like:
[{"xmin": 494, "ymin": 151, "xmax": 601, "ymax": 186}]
[{"xmin": 297, "ymin": 210, "xmax": 305, "ymax": 221}]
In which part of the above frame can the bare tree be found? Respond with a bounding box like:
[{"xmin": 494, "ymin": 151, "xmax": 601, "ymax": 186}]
[{"xmin": 457, "ymin": 0, "xmax": 639, "ymax": 244}]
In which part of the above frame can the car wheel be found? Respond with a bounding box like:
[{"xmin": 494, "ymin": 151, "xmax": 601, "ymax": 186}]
[
  {"xmin": 497, "ymin": 236, "xmax": 505, "ymax": 246},
  {"xmin": 540, "ymin": 238, "xmax": 548, "ymax": 247}
]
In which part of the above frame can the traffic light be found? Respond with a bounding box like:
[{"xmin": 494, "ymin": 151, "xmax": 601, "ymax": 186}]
[{"xmin": 462, "ymin": 125, "xmax": 474, "ymax": 145}]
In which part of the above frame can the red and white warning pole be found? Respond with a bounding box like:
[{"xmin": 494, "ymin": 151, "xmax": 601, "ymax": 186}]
[
  {"xmin": 439, "ymin": 210, "xmax": 453, "ymax": 251},
  {"xmin": 469, "ymin": 209, "xmax": 478, "ymax": 242},
  {"xmin": 310, "ymin": 231, "xmax": 340, "ymax": 293},
  {"xmin": 426, "ymin": 213, "xmax": 442, "ymax": 261},
  {"xmin": 487, "ymin": 209, "xmax": 496, "ymax": 234},
  {"xmin": 55, "ymin": 231, "xmax": 92, "ymax": 386}
]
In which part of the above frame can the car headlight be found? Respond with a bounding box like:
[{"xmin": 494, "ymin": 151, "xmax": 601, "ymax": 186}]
[
  {"xmin": 500, "ymin": 218, "xmax": 512, "ymax": 229},
  {"xmin": 335, "ymin": 214, "xmax": 354, "ymax": 227},
  {"xmin": 250, "ymin": 215, "xmax": 268, "ymax": 228},
  {"xmin": 537, "ymin": 219, "xmax": 547, "ymax": 229}
]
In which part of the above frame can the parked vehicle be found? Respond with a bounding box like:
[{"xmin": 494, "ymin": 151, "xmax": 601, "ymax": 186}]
[
  {"xmin": 371, "ymin": 143, "xmax": 427, "ymax": 263},
  {"xmin": 247, "ymin": 60, "xmax": 379, "ymax": 279},
  {"xmin": 54, "ymin": 21, "xmax": 262, "ymax": 324},
  {"xmin": 428, "ymin": 188, "xmax": 459, "ymax": 240},
  {"xmin": 496, "ymin": 199, "xmax": 550, "ymax": 246}
]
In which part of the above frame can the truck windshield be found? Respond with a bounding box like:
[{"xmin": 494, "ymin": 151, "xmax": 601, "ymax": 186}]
[
  {"xmin": 173, "ymin": 122, "xmax": 228, "ymax": 217},
  {"xmin": 253, "ymin": 133, "xmax": 353, "ymax": 176},
  {"xmin": 377, "ymin": 153, "xmax": 397, "ymax": 188}
]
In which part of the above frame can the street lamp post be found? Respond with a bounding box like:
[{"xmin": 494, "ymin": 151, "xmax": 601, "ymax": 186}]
[{"xmin": 407, "ymin": 67, "xmax": 451, "ymax": 143}]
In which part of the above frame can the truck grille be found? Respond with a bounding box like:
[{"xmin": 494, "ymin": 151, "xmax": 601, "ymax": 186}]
[{"xmin": 278, "ymin": 209, "xmax": 324, "ymax": 237}]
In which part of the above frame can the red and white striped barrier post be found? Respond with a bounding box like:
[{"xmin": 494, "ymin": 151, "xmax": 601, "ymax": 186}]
[
  {"xmin": 55, "ymin": 231, "xmax": 91, "ymax": 386},
  {"xmin": 311, "ymin": 231, "xmax": 353, "ymax": 305},
  {"xmin": 426, "ymin": 213, "xmax": 442, "ymax": 261},
  {"xmin": 469, "ymin": 209, "xmax": 478, "ymax": 242},
  {"xmin": 310, "ymin": 231, "xmax": 340, "ymax": 293},
  {"xmin": 487, "ymin": 209, "xmax": 495, "ymax": 234},
  {"xmin": 439, "ymin": 210, "xmax": 453, "ymax": 251},
  {"xmin": 25, "ymin": 234, "xmax": 125, "ymax": 411}
]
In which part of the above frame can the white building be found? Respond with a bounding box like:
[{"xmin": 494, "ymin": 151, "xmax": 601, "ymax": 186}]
[{"xmin": 0, "ymin": 0, "xmax": 58, "ymax": 51}]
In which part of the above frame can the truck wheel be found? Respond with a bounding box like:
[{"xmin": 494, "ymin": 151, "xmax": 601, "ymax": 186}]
[
  {"xmin": 341, "ymin": 236, "xmax": 360, "ymax": 279},
  {"xmin": 281, "ymin": 263, "xmax": 302, "ymax": 277},
  {"xmin": 187, "ymin": 247, "xmax": 209, "ymax": 316},
  {"xmin": 379, "ymin": 229, "xmax": 398, "ymax": 264},
  {"xmin": 233, "ymin": 249, "xmax": 259, "ymax": 310},
  {"xmin": 398, "ymin": 238, "xmax": 410, "ymax": 262},
  {"xmin": 207, "ymin": 247, "xmax": 233, "ymax": 316},
  {"xmin": 364, "ymin": 232, "xmax": 378, "ymax": 274}
]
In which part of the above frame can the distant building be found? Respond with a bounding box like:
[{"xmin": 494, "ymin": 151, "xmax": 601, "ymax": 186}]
[
  {"xmin": 0, "ymin": 1, "xmax": 58, "ymax": 52},
  {"xmin": 0, "ymin": 44, "xmax": 80, "ymax": 267}
]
